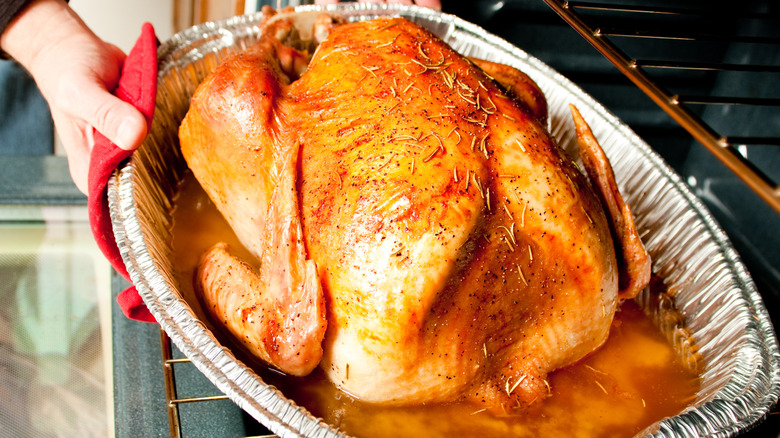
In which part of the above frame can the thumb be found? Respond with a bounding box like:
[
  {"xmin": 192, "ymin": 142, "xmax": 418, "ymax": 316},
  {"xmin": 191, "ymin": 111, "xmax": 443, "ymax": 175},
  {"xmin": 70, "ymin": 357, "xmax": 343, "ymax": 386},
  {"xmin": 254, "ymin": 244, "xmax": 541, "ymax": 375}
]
[{"xmin": 88, "ymin": 92, "xmax": 148, "ymax": 151}]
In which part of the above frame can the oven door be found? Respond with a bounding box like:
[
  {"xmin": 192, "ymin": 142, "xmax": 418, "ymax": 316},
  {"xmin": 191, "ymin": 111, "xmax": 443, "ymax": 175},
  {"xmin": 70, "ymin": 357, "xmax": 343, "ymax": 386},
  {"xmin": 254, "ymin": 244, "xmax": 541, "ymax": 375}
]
[{"xmin": 0, "ymin": 156, "xmax": 114, "ymax": 438}]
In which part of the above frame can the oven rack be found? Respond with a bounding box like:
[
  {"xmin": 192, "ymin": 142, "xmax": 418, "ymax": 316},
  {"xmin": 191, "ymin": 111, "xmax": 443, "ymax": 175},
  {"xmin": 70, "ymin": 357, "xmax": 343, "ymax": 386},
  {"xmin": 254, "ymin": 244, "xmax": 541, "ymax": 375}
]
[
  {"xmin": 160, "ymin": 327, "xmax": 277, "ymax": 438},
  {"xmin": 543, "ymin": 0, "xmax": 780, "ymax": 214}
]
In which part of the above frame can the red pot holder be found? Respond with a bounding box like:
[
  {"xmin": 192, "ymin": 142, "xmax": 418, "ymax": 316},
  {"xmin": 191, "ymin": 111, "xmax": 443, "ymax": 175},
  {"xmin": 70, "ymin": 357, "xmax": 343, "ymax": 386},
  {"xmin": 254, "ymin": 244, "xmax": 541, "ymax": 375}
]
[{"xmin": 88, "ymin": 23, "xmax": 158, "ymax": 323}]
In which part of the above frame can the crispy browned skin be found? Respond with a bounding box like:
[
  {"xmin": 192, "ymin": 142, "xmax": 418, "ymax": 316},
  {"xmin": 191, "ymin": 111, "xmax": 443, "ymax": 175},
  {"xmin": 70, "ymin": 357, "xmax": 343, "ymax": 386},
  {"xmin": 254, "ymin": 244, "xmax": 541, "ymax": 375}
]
[
  {"xmin": 570, "ymin": 104, "xmax": 651, "ymax": 300},
  {"xmin": 179, "ymin": 17, "xmax": 326, "ymax": 377},
  {"xmin": 180, "ymin": 16, "xmax": 649, "ymax": 410},
  {"xmin": 471, "ymin": 58, "xmax": 548, "ymax": 125}
]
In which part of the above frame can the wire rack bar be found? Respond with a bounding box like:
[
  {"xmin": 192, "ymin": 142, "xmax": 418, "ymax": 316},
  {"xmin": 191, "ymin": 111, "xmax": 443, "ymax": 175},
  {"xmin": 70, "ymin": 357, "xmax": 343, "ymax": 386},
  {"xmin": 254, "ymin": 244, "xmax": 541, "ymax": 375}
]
[
  {"xmin": 674, "ymin": 95, "xmax": 780, "ymax": 107},
  {"xmin": 597, "ymin": 29, "xmax": 780, "ymax": 45},
  {"xmin": 544, "ymin": 0, "xmax": 780, "ymax": 213},
  {"xmin": 636, "ymin": 60, "xmax": 780, "ymax": 73},
  {"xmin": 160, "ymin": 328, "xmax": 183, "ymax": 438},
  {"xmin": 170, "ymin": 394, "xmax": 231, "ymax": 404},
  {"xmin": 566, "ymin": 2, "xmax": 777, "ymax": 19}
]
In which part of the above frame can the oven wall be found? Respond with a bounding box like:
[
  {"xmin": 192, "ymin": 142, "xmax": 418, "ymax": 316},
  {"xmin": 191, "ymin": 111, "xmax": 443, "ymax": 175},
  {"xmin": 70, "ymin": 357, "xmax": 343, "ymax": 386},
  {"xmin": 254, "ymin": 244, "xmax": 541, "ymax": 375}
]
[{"xmin": 70, "ymin": 0, "xmax": 174, "ymax": 53}]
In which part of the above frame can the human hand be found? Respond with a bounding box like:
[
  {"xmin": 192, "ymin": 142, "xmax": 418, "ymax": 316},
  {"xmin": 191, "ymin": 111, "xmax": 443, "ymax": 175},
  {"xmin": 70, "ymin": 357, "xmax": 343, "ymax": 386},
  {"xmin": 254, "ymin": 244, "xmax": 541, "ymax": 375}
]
[
  {"xmin": 0, "ymin": 0, "xmax": 147, "ymax": 195},
  {"xmin": 314, "ymin": 0, "xmax": 442, "ymax": 10}
]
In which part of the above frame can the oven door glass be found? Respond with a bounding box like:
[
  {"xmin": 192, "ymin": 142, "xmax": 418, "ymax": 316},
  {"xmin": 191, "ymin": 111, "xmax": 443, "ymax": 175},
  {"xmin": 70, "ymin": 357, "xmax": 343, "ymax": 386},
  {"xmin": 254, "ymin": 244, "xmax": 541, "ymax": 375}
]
[{"xmin": 0, "ymin": 205, "xmax": 112, "ymax": 438}]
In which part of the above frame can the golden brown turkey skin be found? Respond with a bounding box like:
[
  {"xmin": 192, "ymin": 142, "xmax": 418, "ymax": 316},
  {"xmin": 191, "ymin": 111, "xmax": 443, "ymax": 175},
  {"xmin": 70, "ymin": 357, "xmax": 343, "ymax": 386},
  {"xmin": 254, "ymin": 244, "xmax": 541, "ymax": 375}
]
[
  {"xmin": 180, "ymin": 17, "xmax": 326, "ymax": 377},
  {"xmin": 570, "ymin": 104, "xmax": 651, "ymax": 300},
  {"xmin": 180, "ymin": 15, "xmax": 649, "ymax": 410},
  {"xmin": 470, "ymin": 58, "xmax": 548, "ymax": 125}
]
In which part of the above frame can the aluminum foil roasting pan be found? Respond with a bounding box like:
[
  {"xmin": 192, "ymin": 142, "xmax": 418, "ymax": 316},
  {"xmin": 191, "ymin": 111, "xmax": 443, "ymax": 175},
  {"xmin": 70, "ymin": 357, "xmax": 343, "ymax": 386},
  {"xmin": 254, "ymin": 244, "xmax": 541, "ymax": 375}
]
[{"xmin": 107, "ymin": 4, "xmax": 780, "ymax": 437}]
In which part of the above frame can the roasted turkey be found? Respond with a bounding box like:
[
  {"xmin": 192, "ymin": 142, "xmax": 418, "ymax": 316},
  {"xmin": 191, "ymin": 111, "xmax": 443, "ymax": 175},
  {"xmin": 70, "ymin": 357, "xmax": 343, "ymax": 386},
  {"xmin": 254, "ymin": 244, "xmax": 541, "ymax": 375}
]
[{"xmin": 179, "ymin": 10, "xmax": 651, "ymax": 411}]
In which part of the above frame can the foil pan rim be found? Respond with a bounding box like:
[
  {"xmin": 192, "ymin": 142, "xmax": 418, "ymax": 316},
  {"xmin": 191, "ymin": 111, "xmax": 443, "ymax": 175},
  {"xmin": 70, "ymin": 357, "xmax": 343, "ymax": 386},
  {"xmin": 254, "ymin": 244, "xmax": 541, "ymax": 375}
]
[{"xmin": 109, "ymin": 4, "xmax": 780, "ymax": 437}]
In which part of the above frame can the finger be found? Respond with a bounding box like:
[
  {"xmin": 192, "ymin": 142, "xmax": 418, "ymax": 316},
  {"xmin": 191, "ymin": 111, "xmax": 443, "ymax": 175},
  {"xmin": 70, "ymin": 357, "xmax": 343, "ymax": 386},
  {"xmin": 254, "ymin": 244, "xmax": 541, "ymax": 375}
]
[
  {"xmin": 415, "ymin": 0, "xmax": 441, "ymax": 9},
  {"xmin": 387, "ymin": 0, "xmax": 414, "ymax": 4}
]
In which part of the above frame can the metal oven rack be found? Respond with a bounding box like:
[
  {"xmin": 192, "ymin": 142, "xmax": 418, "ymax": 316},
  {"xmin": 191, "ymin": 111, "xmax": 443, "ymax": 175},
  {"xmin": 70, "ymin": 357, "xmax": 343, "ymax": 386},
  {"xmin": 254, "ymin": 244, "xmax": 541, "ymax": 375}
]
[
  {"xmin": 154, "ymin": 1, "xmax": 780, "ymax": 437},
  {"xmin": 543, "ymin": 0, "xmax": 779, "ymax": 213},
  {"xmin": 159, "ymin": 327, "xmax": 275, "ymax": 438},
  {"xmin": 161, "ymin": 329, "xmax": 226, "ymax": 437}
]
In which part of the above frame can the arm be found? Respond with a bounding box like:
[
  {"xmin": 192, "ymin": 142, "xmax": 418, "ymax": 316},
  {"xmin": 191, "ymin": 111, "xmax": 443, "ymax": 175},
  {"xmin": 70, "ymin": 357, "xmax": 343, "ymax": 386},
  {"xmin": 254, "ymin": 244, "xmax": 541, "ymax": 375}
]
[{"xmin": 0, "ymin": 0, "xmax": 147, "ymax": 194}]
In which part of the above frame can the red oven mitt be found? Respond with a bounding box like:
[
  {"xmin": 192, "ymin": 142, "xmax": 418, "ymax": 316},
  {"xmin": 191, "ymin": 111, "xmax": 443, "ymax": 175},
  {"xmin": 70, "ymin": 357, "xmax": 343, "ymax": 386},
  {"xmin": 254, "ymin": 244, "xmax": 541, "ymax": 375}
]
[{"xmin": 88, "ymin": 22, "xmax": 158, "ymax": 323}]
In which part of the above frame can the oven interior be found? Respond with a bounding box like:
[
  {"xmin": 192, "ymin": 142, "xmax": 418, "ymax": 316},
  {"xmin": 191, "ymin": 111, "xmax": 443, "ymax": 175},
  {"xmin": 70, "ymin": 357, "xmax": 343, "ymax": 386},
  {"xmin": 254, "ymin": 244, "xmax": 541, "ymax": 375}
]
[{"xmin": 110, "ymin": 1, "xmax": 779, "ymax": 437}]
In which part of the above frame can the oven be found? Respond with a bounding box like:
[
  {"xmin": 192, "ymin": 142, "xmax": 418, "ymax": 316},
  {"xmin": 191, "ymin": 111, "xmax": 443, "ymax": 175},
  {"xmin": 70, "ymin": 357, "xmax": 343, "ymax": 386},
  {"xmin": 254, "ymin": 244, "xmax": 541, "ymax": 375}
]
[
  {"xmin": 68, "ymin": 0, "xmax": 780, "ymax": 437},
  {"xmin": 105, "ymin": 2, "xmax": 780, "ymax": 437}
]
